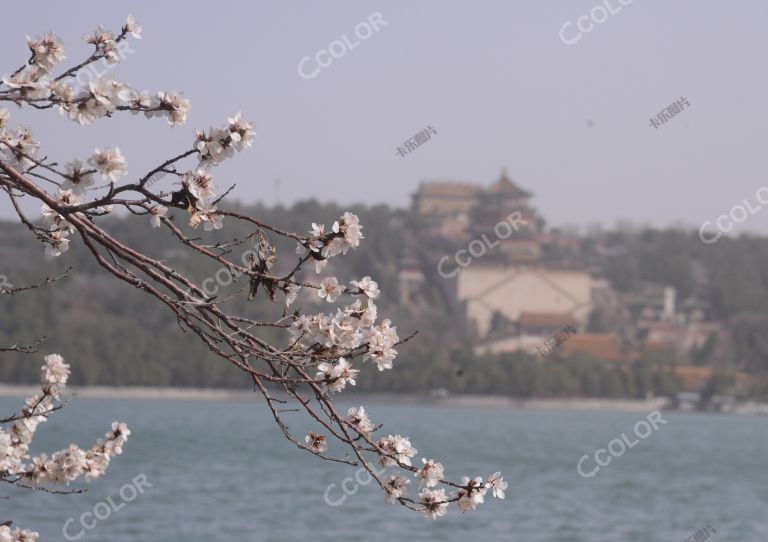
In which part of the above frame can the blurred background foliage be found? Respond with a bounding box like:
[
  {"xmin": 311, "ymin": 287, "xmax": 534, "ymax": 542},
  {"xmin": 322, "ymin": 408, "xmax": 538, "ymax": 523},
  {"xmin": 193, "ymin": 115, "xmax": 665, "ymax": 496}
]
[{"xmin": 2, "ymin": 200, "xmax": 768, "ymax": 399}]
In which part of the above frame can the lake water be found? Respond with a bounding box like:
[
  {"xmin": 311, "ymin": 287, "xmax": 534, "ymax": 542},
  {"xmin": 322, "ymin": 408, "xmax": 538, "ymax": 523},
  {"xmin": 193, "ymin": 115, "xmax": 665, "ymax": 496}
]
[{"xmin": 2, "ymin": 396, "xmax": 767, "ymax": 541}]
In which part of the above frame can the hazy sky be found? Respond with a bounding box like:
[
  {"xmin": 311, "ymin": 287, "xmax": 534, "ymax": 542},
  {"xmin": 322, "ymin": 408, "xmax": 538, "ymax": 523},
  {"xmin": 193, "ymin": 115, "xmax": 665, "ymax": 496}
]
[{"xmin": 3, "ymin": 1, "xmax": 768, "ymax": 234}]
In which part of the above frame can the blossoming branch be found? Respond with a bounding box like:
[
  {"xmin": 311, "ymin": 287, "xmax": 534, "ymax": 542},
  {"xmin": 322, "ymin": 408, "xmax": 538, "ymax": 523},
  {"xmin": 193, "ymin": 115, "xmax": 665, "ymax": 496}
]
[
  {"xmin": 0, "ymin": 15, "xmax": 505, "ymax": 530},
  {"xmin": 0, "ymin": 354, "xmax": 130, "ymax": 540}
]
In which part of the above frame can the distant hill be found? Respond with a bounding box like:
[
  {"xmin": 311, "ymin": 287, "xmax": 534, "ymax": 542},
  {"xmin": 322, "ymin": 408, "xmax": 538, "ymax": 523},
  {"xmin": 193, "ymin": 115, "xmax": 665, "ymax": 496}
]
[{"xmin": 2, "ymin": 200, "xmax": 767, "ymax": 400}]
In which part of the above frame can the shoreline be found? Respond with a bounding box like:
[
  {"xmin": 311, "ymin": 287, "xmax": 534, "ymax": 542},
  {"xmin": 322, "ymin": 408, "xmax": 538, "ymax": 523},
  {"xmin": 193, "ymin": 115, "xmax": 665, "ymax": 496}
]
[{"xmin": 1, "ymin": 385, "xmax": 766, "ymax": 415}]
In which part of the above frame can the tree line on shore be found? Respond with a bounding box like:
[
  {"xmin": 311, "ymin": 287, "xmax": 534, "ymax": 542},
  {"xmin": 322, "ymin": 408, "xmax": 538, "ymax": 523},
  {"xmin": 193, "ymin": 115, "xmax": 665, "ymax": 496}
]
[{"xmin": 2, "ymin": 199, "xmax": 768, "ymax": 399}]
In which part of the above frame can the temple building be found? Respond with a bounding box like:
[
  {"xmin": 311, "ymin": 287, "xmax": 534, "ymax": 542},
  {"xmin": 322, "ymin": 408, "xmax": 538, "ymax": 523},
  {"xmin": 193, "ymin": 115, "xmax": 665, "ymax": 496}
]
[
  {"xmin": 412, "ymin": 169, "xmax": 544, "ymax": 261},
  {"xmin": 410, "ymin": 169, "xmax": 611, "ymax": 358},
  {"xmin": 467, "ymin": 170, "xmax": 542, "ymax": 262},
  {"xmin": 411, "ymin": 181, "xmax": 479, "ymax": 239},
  {"xmin": 406, "ymin": 169, "xmax": 726, "ymax": 366}
]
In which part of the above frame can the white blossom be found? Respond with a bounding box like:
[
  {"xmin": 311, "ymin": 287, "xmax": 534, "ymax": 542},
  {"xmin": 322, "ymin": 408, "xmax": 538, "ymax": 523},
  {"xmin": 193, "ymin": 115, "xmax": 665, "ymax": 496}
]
[
  {"xmin": 378, "ymin": 434, "xmax": 417, "ymax": 467},
  {"xmin": 88, "ymin": 78, "xmax": 132, "ymax": 111},
  {"xmin": 0, "ymin": 126, "xmax": 40, "ymax": 170},
  {"xmin": 128, "ymin": 90, "xmax": 157, "ymax": 117},
  {"xmin": 366, "ymin": 318, "xmax": 399, "ymax": 371},
  {"xmin": 296, "ymin": 213, "xmax": 365, "ymax": 274},
  {"xmin": 38, "ymin": 198, "xmax": 78, "ymax": 233},
  {"xmin": 350, "ymin": 276, "xmax": 380, "ymax": 299},
  {"xmin": 61, "ymin": 159, "xmax": 95, "ymax": 195},
  {"xmin": 202, "ymin": 210, "xmax": 223, "ymax": 231},
  {"xmin": 193, "ymin": 112, "xmax": 254, "ymax": 162},
  {"xmin": 103, "ymin": 421, "xmax": 131, "ymax": 456},
  {"xmin": 148, "ymin": 205, "xmax": 167, "ymax": 228},
  {"xmin": 0, "ymin": 430, "xmax": 13, "ymax": 465},
  {"xmin": 1, "ymin": 67, "xmax": 51, "ymax": 101},
  {"xmin": 287, "ymin": 299, "xmax": 391, "ymax": 365},
  {"xmin": 283, "ymin": 283, "xmax": 301, "ymax": 307},
  {"xmin": 346, "ymin": 406, "xmax": 375, "ymax": 435},
  {"xmin": 194, "ymin": 127, "xmax": 225, "ymax": 161},
  {"xmin": 51, "ymin": 80, "xmax": 76, "ymax": 116},
  {"xmin": 333, "ymin": 212, "xmax": 364, "ymax": 251},
  {"xmin": 183, "ymin": 169, "xmax": 216, "ymax": 201},
  {"xmin": 54, "ymin": 444, "xmax": 87, "ymax": 483},
  {"xmin": 27, "ymin": 32, "xmax": 66, "ymax": 71},
  {"xmin": 318, "ymin": 277, "xmax": 342, "ymax": 302},
  {"xmin": 0, "ymin": 19, "xmax": 509, "ymax": 521},
  {"xmin": 454, "ymin": 476, "xmax": 487, "ymax": 512},
  {"xmin": 315, "ymin": 358, "xmax": 358, "ymax": 393},
  {"xmin": 66, "ymin": 97, "xmax": 107, "ymax": 125},
  {"xmin": 89, "ymin": 147, "xmax": 127, "ymax": 182},
  {"xmin": 26, "ymin": 422, "xmax": 131, "ymax": 485},
  {"xmin": 156, "ymin": 91, "xmax": 190, "ymax": 126},
  {"xmin": 191, "ymin": 202, "xmax": 223, "ymax": 231},
  {"xmin": 83, "ymin": 27, "xmax": 120, "ymax": 63},
  {"xmin": 41, "ymin": 354, "xmax": 70, "ymax": 398},
  {"xmin": 84, "ymin": 26, "xmax": 115, "ymax": 47},
  {"xmin": 2, "ymin": 353, "xmax": 129, "ymax": 493},
  {"xmin": 0, "ymin": 437, "xmax": 26, "ymax": 479},
  {"xmin": 44, "ymin": 230, "xmax": 70, "ymax": 257},
  {"xmin": 83, "ymin": 449, "xmax": 110, "ymax": 481},
  {"xmin": 359, "ymin": 300, "xmax": 378, "ymax": 327},
  {"xmin": 227, "ymin": 111, "xmax": 256, "ymax": 151},
  {"xmin": 310, "ymin": 223, "xmax": 326, "ymax": 243},
  {"xmin": 123, "ymin": 15, "xmax": 142, "ymax": 39},
  {"xmin": 102, "ymin": 41, "xmax": 121, "ymax": 64},
  {"xmin": 384, "ymin": 473, "xmax": 410, "ymax": 504},
  {"xmin": 194, "ymin": 127, "xmax": 235, "ymax": 165},
  {"xmin": 487, "ymin": 472, "xmax": 507, "ymax": 499},
  {"xmin": 419, "ymin": 488, "xmax": 449, "ymax": 519},
  {"xmin": 0, "ymin": 525, "xmax": 39, "ymax": 541},
  {"xmin": 415, "ymin": 458, "xmax": 444, "ymax": 488}
]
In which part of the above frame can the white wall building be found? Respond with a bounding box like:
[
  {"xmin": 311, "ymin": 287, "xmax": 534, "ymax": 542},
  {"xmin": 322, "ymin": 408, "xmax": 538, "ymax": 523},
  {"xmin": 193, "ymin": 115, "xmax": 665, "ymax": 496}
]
[{"xmin": 457, "ymin": 265, "xmax": 596, "ymax": 339}]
